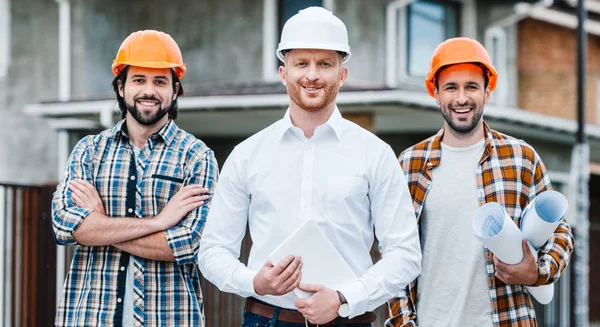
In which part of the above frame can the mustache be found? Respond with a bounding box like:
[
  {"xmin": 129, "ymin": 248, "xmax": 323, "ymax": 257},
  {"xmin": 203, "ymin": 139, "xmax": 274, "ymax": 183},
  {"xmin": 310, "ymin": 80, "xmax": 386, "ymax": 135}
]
[
  {"xmin": 134, "ymin": 95, "xmax": 161, "ymax": 103},
  {"xmin": 448, "ymin": 102, "xmax": 475, "ymax": 110}
]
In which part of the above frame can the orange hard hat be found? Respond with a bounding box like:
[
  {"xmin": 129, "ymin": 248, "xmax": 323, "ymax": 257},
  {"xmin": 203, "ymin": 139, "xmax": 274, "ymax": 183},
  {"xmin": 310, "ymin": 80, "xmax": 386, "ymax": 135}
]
[
  {"xmin": 111, "ymin": 30, "xmax": 186, "ymax": 79},
  {"xmin": 425, "ymin": 37, "xmax": 497, "ymax": 97}
]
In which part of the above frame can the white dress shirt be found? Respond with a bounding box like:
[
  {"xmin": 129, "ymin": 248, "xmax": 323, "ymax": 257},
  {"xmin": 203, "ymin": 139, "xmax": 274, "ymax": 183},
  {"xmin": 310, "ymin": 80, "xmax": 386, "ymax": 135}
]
[{"xmin": 198, "ymin": 107, "xmax": 421, "ymax": 318}]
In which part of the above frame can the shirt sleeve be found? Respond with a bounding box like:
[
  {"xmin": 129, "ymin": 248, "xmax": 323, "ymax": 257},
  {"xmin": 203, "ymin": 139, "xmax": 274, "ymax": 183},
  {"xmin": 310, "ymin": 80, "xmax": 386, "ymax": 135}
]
[
  {"xmin": 338, "ymin": 145, "xmax": 422, "ymax": 318},
  {"xmin": 165, "ymin": 147, "xmax": 219, "ymax": 266},
  {"xmin": 385, "ymin": 281, "xmax": 418, "ymax": 327},
  {"xmin": 197, "ymin": 147, "xmax": 258, "ymax": 297},
  {"xmin": 527, "ymin": 151, "xmax": 574, "ymax": 286},
  {"xmin": 51, "ymin": 136, "xmax": 95, "ymax": 246}
]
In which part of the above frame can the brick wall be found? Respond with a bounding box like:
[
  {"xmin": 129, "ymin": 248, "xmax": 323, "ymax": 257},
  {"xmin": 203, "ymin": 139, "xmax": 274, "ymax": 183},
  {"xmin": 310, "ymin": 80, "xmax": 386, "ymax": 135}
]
[{"xmin": 518, "ymin": 18, "xmax": 599, "ymax": 124}]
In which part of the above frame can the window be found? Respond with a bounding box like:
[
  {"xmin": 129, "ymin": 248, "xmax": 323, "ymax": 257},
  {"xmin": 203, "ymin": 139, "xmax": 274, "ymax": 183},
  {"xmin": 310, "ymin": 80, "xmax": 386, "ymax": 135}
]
[
  {"xmin": 263, "ymin": 0, "xmax": 333, "ymax": 81},
  {"xmin": 386, "ymin": 0, "xmax": 469, "ymax": 88},
  {"xmin": 0, "ymin": 0, "xmax": 9, "ymax": 79},
  {"xmin": 485, "ymin": 27, "xmax": 510, "ymax": 106},
  {"xmin": 406, "ymin": 1, "xmax": 459, "ymax": 77}
]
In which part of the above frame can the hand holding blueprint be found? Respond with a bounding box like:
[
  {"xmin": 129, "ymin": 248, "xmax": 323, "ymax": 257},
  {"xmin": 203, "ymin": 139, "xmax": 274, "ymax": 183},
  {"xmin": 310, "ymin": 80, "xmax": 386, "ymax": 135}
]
[{"xmin": 472, "ymin": 190, "xmax": 568, "ymax": 304}]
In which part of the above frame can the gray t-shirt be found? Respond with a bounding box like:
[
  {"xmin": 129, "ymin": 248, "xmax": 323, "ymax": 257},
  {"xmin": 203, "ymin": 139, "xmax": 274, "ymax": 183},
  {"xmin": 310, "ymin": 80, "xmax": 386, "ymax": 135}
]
[{"xmin": 416, "ymin": 139, "xmax": 494, "ymax": 327}]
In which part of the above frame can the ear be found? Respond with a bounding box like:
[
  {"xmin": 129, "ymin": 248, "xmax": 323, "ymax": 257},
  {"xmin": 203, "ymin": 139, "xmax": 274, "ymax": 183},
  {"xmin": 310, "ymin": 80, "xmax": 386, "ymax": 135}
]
[
  {"xmin": 118, "ymin": 80, "xmax": 124, "ymax": 98},
  {"xmin": 173, "ymin": 82, "xmax": 180, "ymax": 101},
  {"xmin": 279, "ymin": 65, "xmax": 287, "ymax": 86},
  {"xmin": 338, "ymin": 66, "xmax": 348, "ymax": 87},
  {"xmin": 484, "ymin": 85, "xmax": 491, "ymax": 104},
  {"xmin": 434, "ymin": 87, "xmax": 441, "ymax": 105}
]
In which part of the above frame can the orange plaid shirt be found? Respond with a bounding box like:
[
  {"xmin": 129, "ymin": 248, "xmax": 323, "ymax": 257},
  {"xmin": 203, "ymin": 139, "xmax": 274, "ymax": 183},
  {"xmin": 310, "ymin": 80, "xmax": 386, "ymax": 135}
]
[{"xmin": 385, "ymin": 123, "xmax": 574, "ymax": 327}]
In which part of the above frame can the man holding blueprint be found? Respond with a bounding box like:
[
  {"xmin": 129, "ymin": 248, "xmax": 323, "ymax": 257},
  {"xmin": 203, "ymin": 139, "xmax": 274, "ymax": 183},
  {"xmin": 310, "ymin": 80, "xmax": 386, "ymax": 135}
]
[
  {"xmin": 198, "ymin": 6, "xmax": 422, "ymax": 326},
  {"xmin": 386, "ymin": 38, "xmax": 574, "ymax": 327}
]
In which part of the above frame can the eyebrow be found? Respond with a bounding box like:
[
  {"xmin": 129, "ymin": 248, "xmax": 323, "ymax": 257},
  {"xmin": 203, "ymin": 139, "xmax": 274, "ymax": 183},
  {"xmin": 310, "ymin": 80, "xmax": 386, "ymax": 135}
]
[
  {"xmin": 292, "ymin": 56, "xmax": 336, "ymax": 62},
  {"xmin": 130, "ymin": 74, "xmax": 169, "ymax": 80},
  {"xmin": 442, "ymin": 81, "xmax": 481, "ymax": 87}
]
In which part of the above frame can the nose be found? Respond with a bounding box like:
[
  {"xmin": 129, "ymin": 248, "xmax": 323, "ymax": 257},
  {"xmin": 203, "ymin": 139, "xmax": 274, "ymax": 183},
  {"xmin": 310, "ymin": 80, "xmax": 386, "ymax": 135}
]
[
  {"xmin": 304, "ymin": 64, "xmax": 320, "ymax": 82},
  {"xmin": 456, "ymin": 88, "xmax": 469, "ymax": 105},
  {"xmin": 142, "ymin": 83, "xmax": 158, "ymax": 97}
]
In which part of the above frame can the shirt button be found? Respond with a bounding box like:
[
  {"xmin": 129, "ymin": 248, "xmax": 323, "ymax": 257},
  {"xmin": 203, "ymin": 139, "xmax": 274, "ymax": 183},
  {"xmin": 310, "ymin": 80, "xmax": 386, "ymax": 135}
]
[
  {"xmin": 117, "ymin": 298, "xmax": 122, "ymax": 303},
  {"xmin": 128, "ymin": 208, "xmax": 133, "ymax": 213},
  {"xmin": 120, "ymin": 266, "xmax": 125, "ymax": 271},
  {"xmin": 130, "ymin": 176, "xmax": 136, "ymax": 180},
  {"xmin": 427, "ymin": 181, "xmax": 432, "ymax": 185}
]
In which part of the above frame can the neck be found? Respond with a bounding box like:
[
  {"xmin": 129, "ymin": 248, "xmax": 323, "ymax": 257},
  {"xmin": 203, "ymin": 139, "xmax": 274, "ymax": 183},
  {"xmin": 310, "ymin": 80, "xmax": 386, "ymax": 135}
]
[
  {"xmin": 288, "ymin": 104, "xmax": 335, "ymax": 139},
  {"xmin": 442, "ymin": 121, "xmax": 485, "ymax": 148},
  {"xmin": 125, "ymin": 115, "xmax": 169, "ymax": 148}
]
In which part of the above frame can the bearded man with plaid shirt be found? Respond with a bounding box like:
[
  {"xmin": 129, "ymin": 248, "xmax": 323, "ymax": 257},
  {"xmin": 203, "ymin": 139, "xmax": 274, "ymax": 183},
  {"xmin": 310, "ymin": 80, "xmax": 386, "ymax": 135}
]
[
  {"xmin": 51, "ymin": 30, "xmax": 217, "ymax": 326},
  {"xmin": 385, "ymin": 37, "xmax": 573, "ymax": 327}
]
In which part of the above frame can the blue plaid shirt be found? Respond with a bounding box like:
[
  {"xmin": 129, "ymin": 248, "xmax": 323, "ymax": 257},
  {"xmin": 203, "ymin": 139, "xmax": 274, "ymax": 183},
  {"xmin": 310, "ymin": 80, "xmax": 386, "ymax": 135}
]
[{"xmin": 52, "ymin": 119, "xmax": 218, "ymax": 326}]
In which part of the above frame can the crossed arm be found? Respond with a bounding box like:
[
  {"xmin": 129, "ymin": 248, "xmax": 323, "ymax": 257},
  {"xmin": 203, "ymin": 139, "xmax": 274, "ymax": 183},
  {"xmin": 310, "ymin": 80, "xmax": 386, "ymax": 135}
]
[
  {"xmin": 69, "ymin": 180, "xmax": 208, "ymax": 261},
  {"xmin": 51, "ymin": 138, "xmax": 217, "ymax": 262}
]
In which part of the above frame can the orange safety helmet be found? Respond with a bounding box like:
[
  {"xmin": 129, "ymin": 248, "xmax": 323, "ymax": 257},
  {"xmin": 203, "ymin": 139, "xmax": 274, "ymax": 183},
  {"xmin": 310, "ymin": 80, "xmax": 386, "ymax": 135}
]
[
  {"xmin": 425, "ymin": 37, "xmax": 497, "ymax": 97},
  {"xmin": 111, "ymin": 30, "xmax": 187, "ymax": 79}
]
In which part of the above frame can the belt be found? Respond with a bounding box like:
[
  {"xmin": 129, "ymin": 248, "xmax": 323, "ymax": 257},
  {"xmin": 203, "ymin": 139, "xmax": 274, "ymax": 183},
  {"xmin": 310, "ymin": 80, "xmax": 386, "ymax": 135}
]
[{"xmin": 245, "ymin": 298, "xmax": 376, "ymax": 325}]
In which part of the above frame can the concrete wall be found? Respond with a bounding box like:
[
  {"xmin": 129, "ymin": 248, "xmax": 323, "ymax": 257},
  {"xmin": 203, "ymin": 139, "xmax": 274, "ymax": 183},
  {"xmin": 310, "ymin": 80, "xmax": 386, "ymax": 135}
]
[
  {"xmin": 336, "ymin": 0, "xmax": 387, "ymax": 86},
  {"xmin": 71, "ymin": 0, "xmax": 265, "ymax": 98},
  {"xmin": 0, "ymin": 0, "xmax": 58, "ymax": 184}
]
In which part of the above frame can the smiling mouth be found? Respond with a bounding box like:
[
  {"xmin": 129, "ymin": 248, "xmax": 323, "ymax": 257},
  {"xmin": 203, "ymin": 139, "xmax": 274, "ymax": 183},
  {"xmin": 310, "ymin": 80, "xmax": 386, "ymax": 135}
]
[
  {"xmin": 302, "ymin": 86, "xmax": 322, "ymax": 92},
  {"xmin": 451, "ymin": 107, "xmax": 472, "ymax": 114},
  {"xmin": 136, "ymin": 100, "xmax": 160, "ymax": 108}
]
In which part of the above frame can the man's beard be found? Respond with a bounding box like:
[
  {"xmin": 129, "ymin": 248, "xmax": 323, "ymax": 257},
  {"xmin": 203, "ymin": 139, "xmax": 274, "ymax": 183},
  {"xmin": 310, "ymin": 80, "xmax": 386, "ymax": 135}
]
[
  {"xmin": 286, "ymin": 81, "xmax": 339, "ymax": 112},
  {"xmin": 126, "ymin": 96, "xmax": 174, "ymax": 126},
  {"xmin": 441, "ymin": 101, "xmax": 483, "ymax": 134}
]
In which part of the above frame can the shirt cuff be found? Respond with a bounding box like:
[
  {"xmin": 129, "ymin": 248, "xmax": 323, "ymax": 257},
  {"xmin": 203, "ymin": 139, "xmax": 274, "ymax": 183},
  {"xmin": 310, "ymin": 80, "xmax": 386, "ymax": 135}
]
[
  {"xmin": 164, "ymin": 226, "xmax": 195, "ymax": 265},
  {"xmin": 533, "ymin": 262, "xmax": 551, "ymax": 286},
  {"xmin": 54, "ymin": 207, "xmax": 93, "ymax": 246},
  {"xmin": 233, "ymin": 266, "xmax": 258, "ymax": 298},
  {"xmin": 338, "ymin": 280, "xmax": 369, "ymax": 318}
]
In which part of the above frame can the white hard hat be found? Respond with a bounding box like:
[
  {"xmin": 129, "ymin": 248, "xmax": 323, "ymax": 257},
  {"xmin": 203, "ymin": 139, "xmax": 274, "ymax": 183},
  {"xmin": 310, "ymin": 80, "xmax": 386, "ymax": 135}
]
[{"xmin": 277, "ymin": 6, "xmax": 351, "ymax": 63}]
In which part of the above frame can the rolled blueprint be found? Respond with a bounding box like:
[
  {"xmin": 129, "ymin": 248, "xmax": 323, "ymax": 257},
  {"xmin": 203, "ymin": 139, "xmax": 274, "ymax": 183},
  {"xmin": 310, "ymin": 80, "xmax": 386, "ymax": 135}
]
[
  {"xmin": 473, "ymin": 202, "xmax": 524, "ymax": 264},
  {"xmin": 473, "ymin": 202, "xmax": 554, "ymax": 304},
  {"xmin": 520, "ymin": 190, "xmax": 568, "ymax": 249}
]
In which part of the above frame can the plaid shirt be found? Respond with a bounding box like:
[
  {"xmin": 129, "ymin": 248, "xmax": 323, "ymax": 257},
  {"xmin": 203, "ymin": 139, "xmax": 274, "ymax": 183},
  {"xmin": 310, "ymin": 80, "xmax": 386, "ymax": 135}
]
[
  {"xmin": 386, "ymin": 123, "xmax": 574, "ymax": 327},
  {"xmin": 52, "ymin": 119, "xmax": 218, "ymax": 327}
]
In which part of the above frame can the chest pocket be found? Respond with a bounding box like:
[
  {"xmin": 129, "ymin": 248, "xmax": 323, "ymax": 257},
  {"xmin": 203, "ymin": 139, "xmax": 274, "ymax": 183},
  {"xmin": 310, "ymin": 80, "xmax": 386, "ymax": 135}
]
[
  {"xmin": 326, "ymin": 176, "xmax": 369, "ymax": 224},
  {"xmin": 151, "ymin": 174, "xmax": 184, "ymax": 211}
]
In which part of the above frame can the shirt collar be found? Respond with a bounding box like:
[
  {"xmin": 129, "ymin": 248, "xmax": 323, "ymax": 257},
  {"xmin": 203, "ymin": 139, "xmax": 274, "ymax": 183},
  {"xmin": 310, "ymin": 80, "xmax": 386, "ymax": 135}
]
[
  {"xmin": 276, "ymin": 106, "xmax": 344, "ymax": 141},
  {"xmin": 111, "ymin": 119, "xmax": 178, "ymax": 146},
  {"xmin": 428, "ymin": 121, "xmax": 494, "ymax": 169}
]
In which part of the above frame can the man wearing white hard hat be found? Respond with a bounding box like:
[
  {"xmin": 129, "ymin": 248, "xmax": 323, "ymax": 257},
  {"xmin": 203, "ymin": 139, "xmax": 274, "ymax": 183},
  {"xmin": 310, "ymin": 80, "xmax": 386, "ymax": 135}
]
[{"xmin": 198, "ymin": 6, "xmax": 421, "ymax": 326}]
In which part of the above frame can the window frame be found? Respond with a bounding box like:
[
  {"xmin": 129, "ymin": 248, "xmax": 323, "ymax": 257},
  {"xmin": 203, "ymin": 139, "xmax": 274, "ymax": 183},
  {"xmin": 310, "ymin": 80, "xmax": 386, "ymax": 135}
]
[{"xmin": 0, "ymin": 0, "xmax": 9, "ymax": 79}]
